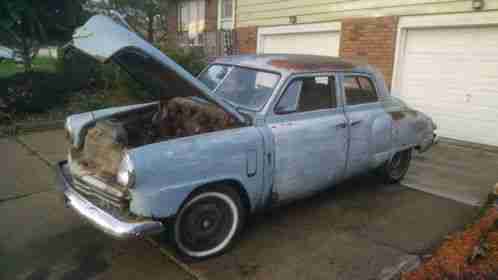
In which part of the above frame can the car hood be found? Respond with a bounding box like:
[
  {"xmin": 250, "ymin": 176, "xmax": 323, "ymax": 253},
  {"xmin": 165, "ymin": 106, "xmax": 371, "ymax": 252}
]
[{"xmin": 70, "ymin": 15, "xmax": 245, "ymax": 123}]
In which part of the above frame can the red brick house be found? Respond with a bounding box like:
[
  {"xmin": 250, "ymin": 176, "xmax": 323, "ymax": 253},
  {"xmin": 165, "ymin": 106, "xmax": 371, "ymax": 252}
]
[{"xmin": 166, "ymin": 0, "xmax": 235, "ymax": 56}]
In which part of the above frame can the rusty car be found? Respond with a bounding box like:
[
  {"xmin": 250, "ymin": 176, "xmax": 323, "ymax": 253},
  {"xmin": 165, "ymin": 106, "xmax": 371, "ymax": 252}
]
[{"xmin": 57, "ymin": 15, "xmax": 438, "ymax": 260}]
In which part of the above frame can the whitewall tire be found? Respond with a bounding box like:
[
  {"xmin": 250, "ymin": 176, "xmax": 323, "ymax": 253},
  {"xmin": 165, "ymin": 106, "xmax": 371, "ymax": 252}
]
[{"xmin": 173, "ymin": 187, "xmax": 244, "ymax": 260}]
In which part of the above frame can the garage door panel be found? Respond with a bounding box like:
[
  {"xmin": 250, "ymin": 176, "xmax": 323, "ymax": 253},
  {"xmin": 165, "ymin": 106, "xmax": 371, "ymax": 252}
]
[
  {"xmin": 408, "ymin": 100, "xmax": 498, "ymax": 123},
  {"xmin": 398, "ymin": 26, "xmax": 498, "ymax": 146},
  {"xmin": 261, "ymin": 31, "xmax": 340, "ymax": 57}
]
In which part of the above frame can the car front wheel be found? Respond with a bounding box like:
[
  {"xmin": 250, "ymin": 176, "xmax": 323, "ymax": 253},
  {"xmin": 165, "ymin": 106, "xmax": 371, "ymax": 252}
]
[
  {"xmin": 382, "ymin": 149, "xmax": 412, "ymax": 184},
  {"xmin": 173, "ymin": 186, "xmax": 244, "ymax": 260}
]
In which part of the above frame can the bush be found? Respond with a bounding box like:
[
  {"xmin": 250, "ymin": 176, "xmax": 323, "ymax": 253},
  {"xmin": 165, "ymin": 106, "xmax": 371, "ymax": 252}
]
[
  {"xmin": 1, "ymin": 72, "xmax": 71, "ymax": 115},
  {"xmin": 56, "ymin": 47, "xmax": 117, "ymax": 90},
  {"xmin": 0, "ymin": 45, "xmax": 209, "ymax": 118},
  {"xmin": 161, "ymin": 46, "xmax": 208, "ymax": 76}
]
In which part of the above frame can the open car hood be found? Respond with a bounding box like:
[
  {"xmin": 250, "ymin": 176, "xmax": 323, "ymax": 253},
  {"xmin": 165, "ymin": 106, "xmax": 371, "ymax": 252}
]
[{"xmin": 70, "ymin": 15, "xmax": 245, "ymax": 123}]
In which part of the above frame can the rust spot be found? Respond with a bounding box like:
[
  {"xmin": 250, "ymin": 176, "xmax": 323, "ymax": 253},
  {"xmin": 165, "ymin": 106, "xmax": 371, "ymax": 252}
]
[
  {"xmin": 389, "ymin": 111, "xmax": 405, "ymax": 121},
  {"xmin": 268, "ymin": 57, "xmax": 357, "ymax": 72},
  {"xmin": 389, "ymin": 110, "xmax": 418, "ymax": 121}
]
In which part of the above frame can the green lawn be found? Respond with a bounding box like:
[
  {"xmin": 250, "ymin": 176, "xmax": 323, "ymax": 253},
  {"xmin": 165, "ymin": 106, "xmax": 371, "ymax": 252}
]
[{"xmin": 0, "ymin": 56, "xmax": 57, "ymax": 78}]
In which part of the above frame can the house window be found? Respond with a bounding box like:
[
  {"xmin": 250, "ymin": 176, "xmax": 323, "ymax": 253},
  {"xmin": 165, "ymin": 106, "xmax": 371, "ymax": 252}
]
[
  {"xmin": 178, "ymin": 0, "xmax": 206, "ymax": 36},
  {"xmin": 218, "ymin": 0, "xmax": 234, "ymax": 30},
  {"xmin": 221, "ymin": 0, "xmax": 233, "ymax": 19}
]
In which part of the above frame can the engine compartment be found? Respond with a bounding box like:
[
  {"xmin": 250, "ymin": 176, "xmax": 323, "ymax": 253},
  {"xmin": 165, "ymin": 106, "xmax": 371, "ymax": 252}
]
[{"xmin": 72, "ymin": 97, "xmax": 241, "ymax": 179}]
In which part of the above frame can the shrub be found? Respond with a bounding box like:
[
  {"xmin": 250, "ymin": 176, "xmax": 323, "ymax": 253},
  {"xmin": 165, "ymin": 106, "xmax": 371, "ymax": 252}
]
[
  {"xmin": 161, "ymin": 46, "xmax": 208, "ymax": 76},
  {"xmin": 1, "ymin": 72, "xmax": 70, "ymax": 115}
]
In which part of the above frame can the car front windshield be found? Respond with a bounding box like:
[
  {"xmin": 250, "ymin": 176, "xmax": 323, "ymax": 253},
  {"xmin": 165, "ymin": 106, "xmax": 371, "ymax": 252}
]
[{"xmin": 199, "ymin": 64, "xmax": 280, "ymax": 111}]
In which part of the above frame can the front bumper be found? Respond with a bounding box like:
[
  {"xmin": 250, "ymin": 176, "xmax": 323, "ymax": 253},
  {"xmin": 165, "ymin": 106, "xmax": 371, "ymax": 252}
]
[{"xmin": 56, "ymin": 161, "xmax": 164, "ymax": 239}]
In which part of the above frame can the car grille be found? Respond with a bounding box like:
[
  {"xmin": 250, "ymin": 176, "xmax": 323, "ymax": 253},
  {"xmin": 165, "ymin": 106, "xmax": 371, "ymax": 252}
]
[{"xmin": 72, "ymin": 175, "xmax": 129, "ymax": 211}]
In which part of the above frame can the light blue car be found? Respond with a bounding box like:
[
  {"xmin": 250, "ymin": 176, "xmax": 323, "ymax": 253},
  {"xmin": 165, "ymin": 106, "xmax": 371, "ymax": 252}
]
[{"xmin": 57, "ymin": 15, "xmax": 437, "ymax": 260}]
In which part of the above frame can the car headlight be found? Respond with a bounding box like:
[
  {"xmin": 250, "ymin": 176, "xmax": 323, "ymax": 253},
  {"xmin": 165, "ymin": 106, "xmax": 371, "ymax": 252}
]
[{"xmin": 117, "ymin": 153, "xmax": 135, "ymax": 188}]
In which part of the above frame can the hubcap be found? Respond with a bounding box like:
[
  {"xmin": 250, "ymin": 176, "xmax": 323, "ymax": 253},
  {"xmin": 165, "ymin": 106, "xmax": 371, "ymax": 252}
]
[
  {"xmin": 177, "ymin": 193, "xmax": 237, "ymax": 256},
  {"xmin": 389, "ymin": 151, "xmax": 409, "ymax": 179}
]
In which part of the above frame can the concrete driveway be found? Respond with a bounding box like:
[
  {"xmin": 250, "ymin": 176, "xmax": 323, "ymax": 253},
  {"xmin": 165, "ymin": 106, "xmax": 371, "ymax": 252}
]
[
  {"xmin": 404, "ymin": 139, "xmax": 498, "ymax": 206},
  {"xmin": 2, "ymin": 129, "xmax": 493, "ymax": 280}
]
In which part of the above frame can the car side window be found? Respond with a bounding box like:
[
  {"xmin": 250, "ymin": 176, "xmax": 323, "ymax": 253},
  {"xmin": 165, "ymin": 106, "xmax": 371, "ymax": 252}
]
[
  {"xmin": 275, "ymin": 76, "xmax": 336, "ymax": 114},
  {"xmin": 343, "ymin": 76, "xmax": 378, "ymax": 106}
]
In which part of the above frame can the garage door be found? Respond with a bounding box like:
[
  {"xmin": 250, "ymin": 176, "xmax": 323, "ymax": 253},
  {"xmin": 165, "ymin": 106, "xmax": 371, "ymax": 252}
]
[
  {"xmin": 260, "ymin": 31, "xmax": 340, "ymax": 57},
  {"xmin": 396, "ymin": 26, "xmax": 498, "ymax": 146}
]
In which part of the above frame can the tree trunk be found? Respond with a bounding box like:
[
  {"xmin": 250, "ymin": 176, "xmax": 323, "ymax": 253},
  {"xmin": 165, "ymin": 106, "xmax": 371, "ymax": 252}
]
[
  {"xmin": 147, "ymin": 15, "xmax": 154, "ymax": 43},
  {"xmin": 21, "ymin": 35, "xmax": 33, "ymax": 73}
]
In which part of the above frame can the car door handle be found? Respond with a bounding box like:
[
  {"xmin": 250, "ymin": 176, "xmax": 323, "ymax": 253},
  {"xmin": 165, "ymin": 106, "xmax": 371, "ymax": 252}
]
[
  {"xmin": 336, "ymin": 122, "xmax": 347, "ymax": 129},
  {"xmin": 350, "ymin": 120, "xmax": 362, "ymax": 127}
]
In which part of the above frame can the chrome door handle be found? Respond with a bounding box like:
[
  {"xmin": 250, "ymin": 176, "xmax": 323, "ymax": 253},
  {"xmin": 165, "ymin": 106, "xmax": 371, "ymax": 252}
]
[
  {"xmin": 336, "ymin": 122, "xmax": 347, "ymax": 129},
  {"xmin": 350, "ymin": 120, "xmax": 362, "ymax": 127}
]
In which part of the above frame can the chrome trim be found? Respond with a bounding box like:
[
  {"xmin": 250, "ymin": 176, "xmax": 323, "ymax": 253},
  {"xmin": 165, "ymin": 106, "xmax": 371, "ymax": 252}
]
[
  {"xmin": 57, "ymin": 161, "xmax": 164, "ymax": 239},
  {"xmin": 433, "ymin": 134, "xmax": 440, "ymax": 145}
]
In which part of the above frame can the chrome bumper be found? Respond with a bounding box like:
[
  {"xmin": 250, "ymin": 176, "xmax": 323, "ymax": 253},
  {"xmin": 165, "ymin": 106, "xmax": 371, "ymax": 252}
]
[
  {"xmin": 418, "ymin": 133, "xmax": 439, "ymax": 153},
  {"xmin": 56, "ymin": 161, "xmax": 164, "ymax": 239}
]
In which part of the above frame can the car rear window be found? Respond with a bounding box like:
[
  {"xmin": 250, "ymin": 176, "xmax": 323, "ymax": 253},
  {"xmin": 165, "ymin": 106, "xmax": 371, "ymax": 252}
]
[{"xmin": 343, "ymin": 76, "xmax": 378, "ymax": 106}]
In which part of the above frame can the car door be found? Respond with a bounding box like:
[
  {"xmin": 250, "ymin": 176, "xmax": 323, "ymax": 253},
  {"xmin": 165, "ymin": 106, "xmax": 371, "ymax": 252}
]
[
  {"xmin": 266, "ymin": 74, "xmax": 348, "ymax": 202},
  {"xmin": 341, "ymin": 74, "xmax": 391, "ymax": 178}
]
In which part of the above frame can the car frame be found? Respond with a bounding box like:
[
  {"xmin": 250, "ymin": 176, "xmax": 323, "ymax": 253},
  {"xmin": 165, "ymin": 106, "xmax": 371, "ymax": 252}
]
[{"xmin": 56, "ymin": 15, "xmax": 438, "ymax": 260}]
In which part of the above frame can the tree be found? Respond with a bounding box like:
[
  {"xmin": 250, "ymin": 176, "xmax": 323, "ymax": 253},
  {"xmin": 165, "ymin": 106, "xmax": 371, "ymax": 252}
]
[
  {"xmin": 86, "ymin": 0, "xmax": 170, "ymax": 44},
  {"xmin": 0, "ymin": 0, "xmax": 89, "ymax": 73}
]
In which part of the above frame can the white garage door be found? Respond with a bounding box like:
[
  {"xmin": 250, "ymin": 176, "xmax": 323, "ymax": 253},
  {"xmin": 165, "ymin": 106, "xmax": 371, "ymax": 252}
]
[
  {"xmin": 396, "ymin": 26, "xmax": 498, "ymax": 146},
  {"xmin": 260, "ymin": 31, "xmax": 340, "ymax": 57}
]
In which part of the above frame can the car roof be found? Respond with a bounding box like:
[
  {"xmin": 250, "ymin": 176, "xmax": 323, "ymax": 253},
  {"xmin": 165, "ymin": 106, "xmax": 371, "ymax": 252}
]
[{"xmin": 213, "ymin": 54, "xmax": 374, "ymax": 75}]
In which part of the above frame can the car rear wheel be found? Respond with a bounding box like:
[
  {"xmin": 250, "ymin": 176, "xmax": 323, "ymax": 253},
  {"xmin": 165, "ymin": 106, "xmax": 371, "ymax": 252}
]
[
  {"xmin": 173, "ymin": 187, "xmax": 244, "ymax": 260},
  {"xmin": 382, "ymin": 149, "xmax": 412, "ymax": 184}
]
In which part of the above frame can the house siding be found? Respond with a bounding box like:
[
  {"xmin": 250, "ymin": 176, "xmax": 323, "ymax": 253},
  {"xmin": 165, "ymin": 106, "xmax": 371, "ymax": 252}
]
[{"xmin": 236, "ymin": 0, "xmax": 498, "ymax": 27}]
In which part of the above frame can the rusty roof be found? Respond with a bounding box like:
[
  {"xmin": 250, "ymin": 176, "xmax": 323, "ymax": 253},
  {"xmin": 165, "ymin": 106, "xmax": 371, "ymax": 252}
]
[{"xmin": 213, "ymin": 54, "xmax": 372, "ymax": 75}]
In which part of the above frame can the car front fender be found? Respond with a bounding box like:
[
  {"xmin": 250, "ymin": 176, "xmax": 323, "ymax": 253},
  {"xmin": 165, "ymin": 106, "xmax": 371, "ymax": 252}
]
[{"xmin": 127, "ymin": 126, "xmax": 265, "ymax": 218}]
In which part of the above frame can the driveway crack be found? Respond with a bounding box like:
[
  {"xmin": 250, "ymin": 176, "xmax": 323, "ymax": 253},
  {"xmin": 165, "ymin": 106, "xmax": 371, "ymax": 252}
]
[
  {"xmin": 15, "ymin": 136, "xmax": 54, "ymax": 167},
  {"xmin": 0, "ymin": 190, "xmax": 54, "ymax": 204}
]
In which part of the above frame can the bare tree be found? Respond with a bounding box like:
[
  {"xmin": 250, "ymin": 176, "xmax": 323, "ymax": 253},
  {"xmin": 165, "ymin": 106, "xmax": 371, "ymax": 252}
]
[{"xmin": 85, "ymin": 0, "xmax": 171, "ymax": 44}]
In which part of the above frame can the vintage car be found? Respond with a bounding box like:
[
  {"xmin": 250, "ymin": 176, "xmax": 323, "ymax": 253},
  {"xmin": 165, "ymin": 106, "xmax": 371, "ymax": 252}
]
[{"xmin": 57, "ymin": 15, "xmax": 438, "ymax": 260}]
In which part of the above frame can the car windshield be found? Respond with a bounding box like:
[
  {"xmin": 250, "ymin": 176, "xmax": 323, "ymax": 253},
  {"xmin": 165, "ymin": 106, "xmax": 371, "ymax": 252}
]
[{"xmin": 199, "ymin": 64, "xmax": 280, "ymax": 111}]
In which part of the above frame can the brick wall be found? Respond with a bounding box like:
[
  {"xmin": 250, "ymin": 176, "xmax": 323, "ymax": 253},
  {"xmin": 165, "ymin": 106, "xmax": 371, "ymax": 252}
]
[
  {"xmin": 206, "ymin": 0, "xmax": 218, "ymax": 32},
  {"xmin": 340, "ymin": 16, "xmax": 398, "ymax": 87},
  {"xmin": 235, "ymin": 26, "xmax": 258, "ymax": 54}
]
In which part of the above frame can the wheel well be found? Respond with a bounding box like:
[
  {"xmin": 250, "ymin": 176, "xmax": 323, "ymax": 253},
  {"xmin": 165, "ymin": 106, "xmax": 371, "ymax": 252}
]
[{"xmin": 188, "ymin": 180, "xmax": 251, "ymax": 213}]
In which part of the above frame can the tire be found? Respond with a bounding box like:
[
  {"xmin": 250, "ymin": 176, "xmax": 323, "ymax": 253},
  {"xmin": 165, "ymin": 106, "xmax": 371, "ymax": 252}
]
[
  {"xmin": 381, "ymin": 149, "xmax": 412, "ymax": 184},
  {"xmin": 173, "ymin": 186, "xmax": 245, "ymax": 261}
]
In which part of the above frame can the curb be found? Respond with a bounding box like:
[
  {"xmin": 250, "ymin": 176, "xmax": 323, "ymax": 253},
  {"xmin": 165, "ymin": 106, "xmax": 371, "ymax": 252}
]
[
  {"xmin": 377, "ymin": 254, "xmax": 421, "ymax": 280},
  {"xmin": 146, "ymin": 237, "xmax": 207, "ymax": 280}
]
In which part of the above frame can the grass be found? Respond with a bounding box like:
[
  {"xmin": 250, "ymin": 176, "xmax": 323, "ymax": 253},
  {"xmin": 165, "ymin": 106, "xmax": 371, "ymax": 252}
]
[{"xmin": 0, "ymin": 56, "xmax": 57, "ymax": 78}]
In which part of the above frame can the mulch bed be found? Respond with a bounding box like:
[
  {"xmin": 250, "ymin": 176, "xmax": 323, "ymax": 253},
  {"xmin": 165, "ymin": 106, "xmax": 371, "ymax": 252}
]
[{"xmin": 403, "ymin": 205, "xmax": 498, "ymax": 280}]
